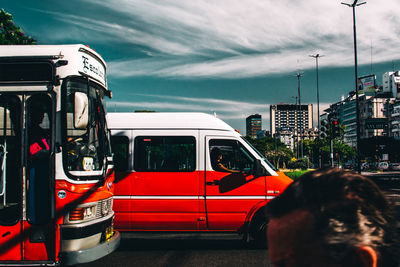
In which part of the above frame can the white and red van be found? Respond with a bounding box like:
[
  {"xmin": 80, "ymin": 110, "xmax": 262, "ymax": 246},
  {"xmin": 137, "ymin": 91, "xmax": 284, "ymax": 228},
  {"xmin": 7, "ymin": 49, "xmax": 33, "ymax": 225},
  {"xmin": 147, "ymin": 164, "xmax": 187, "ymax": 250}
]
[{"xmin": 107, "ymin": 112, "xmax": 292, "ymax": 243}]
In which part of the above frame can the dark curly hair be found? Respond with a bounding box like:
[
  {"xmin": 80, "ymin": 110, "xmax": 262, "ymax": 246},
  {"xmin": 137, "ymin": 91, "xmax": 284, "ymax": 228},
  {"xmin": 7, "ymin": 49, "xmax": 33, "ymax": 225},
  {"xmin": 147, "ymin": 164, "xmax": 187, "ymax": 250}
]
[{"xmin": 266, "ymin": 168, "xmax": 399, "ymax": 267}]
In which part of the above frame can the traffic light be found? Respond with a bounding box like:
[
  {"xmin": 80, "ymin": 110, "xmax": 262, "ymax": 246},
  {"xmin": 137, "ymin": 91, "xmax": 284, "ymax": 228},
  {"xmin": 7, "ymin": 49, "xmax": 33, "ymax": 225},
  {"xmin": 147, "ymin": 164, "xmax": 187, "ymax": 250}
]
[
  {"xmin": 320, "ymin": 119, "xmax": 328, "ymax": 138},
  {"xmin": 331, "ymin": 119, "xmax": 340, "ymax": 138}
]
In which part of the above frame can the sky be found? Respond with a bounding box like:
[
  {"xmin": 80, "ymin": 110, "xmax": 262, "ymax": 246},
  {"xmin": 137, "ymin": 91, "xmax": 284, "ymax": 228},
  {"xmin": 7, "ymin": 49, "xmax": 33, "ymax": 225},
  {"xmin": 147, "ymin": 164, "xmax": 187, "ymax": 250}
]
[{"xmin": 3, "ymin": 0, "xmax": 400, "ymax": 133}]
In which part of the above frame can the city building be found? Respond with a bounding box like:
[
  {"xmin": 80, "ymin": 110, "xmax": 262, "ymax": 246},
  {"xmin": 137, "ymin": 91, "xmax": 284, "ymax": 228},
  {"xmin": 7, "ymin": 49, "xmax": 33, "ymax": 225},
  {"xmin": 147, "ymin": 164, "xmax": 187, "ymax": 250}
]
[
  {"xmin": 319, "ymin": 70, "xmax": 400, "ymax": 163},
  {"xmin": 389, "ymin": 99, "xmax": 400, "ymax": 139},
  {"xmin": 246, "ymin": 114, "xmax": 262, "ymax": 138},
  {"xmin": 326, "ymin": 92, "xmax": 394, "ymax": 147},
  {"xmin": 359, "ymin": 95, "xmax": 393, "ymax": 138},
  {"xmin": 270, "ymin": 104, "xmax": 313, "ymax": 149},
  {"xmin": 382, "ymin": 71, "xmax": 400, "ymax": 98}
]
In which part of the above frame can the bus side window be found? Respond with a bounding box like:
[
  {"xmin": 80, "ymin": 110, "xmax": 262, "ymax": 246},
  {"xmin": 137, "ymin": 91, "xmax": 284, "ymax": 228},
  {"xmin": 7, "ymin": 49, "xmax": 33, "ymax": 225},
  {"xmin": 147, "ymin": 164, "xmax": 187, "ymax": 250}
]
[
  {"xmin": 134, "ymin": 136, "xmax": 196, "ymax": 172},
  {"xmin": 110, "ymin": 136, "xmax": 129, "ymax": 172}
]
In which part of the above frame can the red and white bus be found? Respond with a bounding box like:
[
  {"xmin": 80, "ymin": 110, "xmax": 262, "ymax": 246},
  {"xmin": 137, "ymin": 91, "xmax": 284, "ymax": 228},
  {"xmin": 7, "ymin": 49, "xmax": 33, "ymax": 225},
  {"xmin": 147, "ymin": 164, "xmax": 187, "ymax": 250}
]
[
  {"xmin": 0, "ymin": 45, "xmax": 120, "ymax": 265},
  {"xmin": 107, "ymin": 112, "xmax": 292, "ymax": 244}
]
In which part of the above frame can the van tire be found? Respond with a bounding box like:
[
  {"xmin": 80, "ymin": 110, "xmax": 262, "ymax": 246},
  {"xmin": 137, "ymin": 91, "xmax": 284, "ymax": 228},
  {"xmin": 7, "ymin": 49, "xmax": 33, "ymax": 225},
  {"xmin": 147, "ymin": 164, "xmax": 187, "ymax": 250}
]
[{"xmin": 247, "ymin": 209, "xmax": 268, "ymax": 248}]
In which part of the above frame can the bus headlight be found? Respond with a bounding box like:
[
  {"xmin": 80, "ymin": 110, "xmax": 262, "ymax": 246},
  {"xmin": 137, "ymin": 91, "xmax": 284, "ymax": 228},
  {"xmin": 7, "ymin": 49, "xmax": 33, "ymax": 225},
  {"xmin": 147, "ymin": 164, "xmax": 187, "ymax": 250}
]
[
  {"xmin": 68, "ymin": 205, "xmax": 96, "ymax": 222},
  {"xmin": 66, "ymin": 198, "xmax": 113, "ymax": 224}
]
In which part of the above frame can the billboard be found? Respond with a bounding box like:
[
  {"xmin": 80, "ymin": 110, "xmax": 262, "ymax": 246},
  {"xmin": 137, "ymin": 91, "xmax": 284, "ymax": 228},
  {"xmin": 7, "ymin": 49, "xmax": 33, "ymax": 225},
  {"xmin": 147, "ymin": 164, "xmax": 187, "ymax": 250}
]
[
  {"xmin": 358, "ymin": 74, "xmax": 376, "ymax": 95},
  {"xmin": 365, "ymin": 118, "xmax": 387, "ymax": 130}
]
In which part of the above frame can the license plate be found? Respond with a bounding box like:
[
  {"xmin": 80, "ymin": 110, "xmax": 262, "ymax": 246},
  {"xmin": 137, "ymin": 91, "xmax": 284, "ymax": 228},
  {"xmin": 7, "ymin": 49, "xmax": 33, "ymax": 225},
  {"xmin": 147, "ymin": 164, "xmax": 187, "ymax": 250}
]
[{"xmin": 105, "ymin": 226, "xmax": 113, "ymax": 241}]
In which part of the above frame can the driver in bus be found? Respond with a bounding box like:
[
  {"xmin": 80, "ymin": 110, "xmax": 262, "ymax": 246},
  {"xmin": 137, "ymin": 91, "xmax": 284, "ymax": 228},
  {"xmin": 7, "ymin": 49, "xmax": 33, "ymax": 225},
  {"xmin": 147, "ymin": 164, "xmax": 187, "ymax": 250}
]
[
  {"xmin": 29, "ymin": 109, "xmax": 50, "ymax": 159},
  {"xmin": 28, "ymin": 106, "xmax": 50, "ymax": 224}
]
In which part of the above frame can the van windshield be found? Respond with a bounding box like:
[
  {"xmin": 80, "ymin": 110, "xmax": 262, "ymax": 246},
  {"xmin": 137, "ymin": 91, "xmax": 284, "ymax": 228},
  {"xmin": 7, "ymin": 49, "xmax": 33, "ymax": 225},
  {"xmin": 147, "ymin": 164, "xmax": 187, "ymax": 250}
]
[{"xmin": 241, "ymin": 137, "xmax": 278, "ymax": 172}]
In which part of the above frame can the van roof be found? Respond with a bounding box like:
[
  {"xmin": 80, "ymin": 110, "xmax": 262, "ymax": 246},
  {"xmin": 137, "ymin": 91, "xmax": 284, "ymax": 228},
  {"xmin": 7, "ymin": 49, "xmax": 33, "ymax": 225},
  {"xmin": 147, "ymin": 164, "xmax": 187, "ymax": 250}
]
[{"xmin": 106, "ymin": 112, "xmax": 235, "ymax": 131}]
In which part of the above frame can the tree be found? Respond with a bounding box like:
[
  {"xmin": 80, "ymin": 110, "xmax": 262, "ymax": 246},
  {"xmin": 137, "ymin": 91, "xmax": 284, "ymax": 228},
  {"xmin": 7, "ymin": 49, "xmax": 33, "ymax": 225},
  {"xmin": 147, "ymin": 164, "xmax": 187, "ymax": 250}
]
[
  {"xmin": 244, "ymin": 136, "xmax": 293, "ymax": 169},
  {"xmin": 302, "ymin": 135, "xmax": 356, "ymax": 167},
  {"xmin": 0, "ymin": 9, "xmax": 36, "ymax": 45}
]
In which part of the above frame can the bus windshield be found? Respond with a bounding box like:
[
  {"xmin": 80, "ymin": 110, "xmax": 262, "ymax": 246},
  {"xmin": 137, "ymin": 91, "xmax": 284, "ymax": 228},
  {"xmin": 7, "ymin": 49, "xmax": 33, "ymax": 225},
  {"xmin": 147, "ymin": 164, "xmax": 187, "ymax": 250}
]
[{"xmin": 63, "ymin": 78, "xmax": 109, "ymax": 180}]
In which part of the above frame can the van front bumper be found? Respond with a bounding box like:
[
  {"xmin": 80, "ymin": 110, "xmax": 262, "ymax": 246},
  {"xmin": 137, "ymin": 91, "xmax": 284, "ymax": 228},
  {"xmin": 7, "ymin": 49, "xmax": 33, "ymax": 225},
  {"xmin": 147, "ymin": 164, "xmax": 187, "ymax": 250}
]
[{"xmin": 60, "ymin": 230, "xmax": 120, "ymax": 266}]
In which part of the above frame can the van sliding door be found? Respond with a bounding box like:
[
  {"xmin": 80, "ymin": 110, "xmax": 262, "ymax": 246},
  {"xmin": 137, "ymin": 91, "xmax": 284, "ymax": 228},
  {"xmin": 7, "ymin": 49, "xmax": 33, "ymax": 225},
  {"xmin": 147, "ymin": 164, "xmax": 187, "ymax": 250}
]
[{"xmin": 129, "ymin": 132, "xmax": 202, "ymax": 230}]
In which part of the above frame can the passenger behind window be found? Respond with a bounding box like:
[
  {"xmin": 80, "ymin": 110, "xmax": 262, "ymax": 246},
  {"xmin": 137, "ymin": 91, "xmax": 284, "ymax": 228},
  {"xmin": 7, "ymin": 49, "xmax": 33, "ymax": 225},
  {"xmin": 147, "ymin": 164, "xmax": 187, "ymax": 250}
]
[{"xmin": 210, "ymin": 147, "xmax": 240, "ymax": 173}]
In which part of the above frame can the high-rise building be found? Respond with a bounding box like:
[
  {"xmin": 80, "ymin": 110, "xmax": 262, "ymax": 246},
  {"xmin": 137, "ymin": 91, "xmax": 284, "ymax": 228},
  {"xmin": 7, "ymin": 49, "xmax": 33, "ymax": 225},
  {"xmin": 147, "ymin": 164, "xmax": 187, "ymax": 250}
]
[
  {"xmin": 270, "ymin": 104, "xmax": 313, "ymax": 135},
  {"xmin": 246, "ymin": 114, "xmax": 262, "ymax": 138},
  {"xmin": 270, "ymin": 104, "xmax": 313, "ymax": 150}
]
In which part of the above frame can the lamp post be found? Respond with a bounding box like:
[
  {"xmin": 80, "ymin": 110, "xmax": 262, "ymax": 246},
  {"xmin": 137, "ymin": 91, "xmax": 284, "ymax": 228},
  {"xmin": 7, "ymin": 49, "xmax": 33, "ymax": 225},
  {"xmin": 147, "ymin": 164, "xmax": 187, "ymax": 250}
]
[
  {"xmin": 291, "ymin": 96, "xmax": 299, "ymax": 158},
  {"xmin": 342, "ymin": 0, "xmax": 366, "ymax": 173},
  {"xmin": 296, "ymin": 71, "xmax": 304, "ymax": 158},
  {"xmin": 309, "ymin": 54, "xmax": 324, "ymax": 168}
]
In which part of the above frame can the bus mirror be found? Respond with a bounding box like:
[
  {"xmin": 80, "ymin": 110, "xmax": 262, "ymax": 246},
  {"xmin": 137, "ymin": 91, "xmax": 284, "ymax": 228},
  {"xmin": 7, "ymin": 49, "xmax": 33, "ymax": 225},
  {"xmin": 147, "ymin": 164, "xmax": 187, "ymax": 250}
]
[
  {"xmin": 253, "ymin": 159, "xmax": 267, "ymax": 178},
  {"xmin": 74, "ymin": 92, "xmax": 88, "ymax": 129}
]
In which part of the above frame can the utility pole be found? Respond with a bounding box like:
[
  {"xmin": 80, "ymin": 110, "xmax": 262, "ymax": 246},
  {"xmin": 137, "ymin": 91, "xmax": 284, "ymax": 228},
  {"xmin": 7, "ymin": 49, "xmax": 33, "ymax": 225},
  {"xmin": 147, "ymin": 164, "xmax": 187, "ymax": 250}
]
[
  {"xmin": 309, "ymin": 54, "xmax": 324, "ymax": 168},
  {"xmin": 342, "ymin": 0, "xmax": 366, "ymax": 173}
]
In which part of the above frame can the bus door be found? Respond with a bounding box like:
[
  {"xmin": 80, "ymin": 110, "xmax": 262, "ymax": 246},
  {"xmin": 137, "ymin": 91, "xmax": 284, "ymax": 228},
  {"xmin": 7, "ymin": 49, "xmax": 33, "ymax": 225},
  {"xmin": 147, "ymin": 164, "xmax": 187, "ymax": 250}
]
[{"xmin": 0, "ymin": 92, "xmax": 54, "ymax": 262}]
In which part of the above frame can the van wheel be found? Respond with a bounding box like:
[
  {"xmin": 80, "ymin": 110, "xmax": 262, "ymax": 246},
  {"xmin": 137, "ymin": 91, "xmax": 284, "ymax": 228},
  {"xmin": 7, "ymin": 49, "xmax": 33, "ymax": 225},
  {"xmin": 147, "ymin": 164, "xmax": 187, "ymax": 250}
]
[{"xmin": 247, "ymin": 211, "xmax": 268, "ymax": 248}]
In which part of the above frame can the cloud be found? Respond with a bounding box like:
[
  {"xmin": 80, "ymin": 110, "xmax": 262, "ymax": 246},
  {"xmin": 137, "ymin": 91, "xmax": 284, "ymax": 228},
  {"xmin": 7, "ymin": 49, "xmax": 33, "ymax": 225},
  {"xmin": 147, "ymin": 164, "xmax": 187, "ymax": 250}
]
[
  {"xmin": 102, "ymin": 0, "xmax": 400, "ymax": 78},
  {"xmin": 106, "ymin": 93, "xmax": 270, "ymax": 131},
  {"xmin": 106, "ymin": 94, "xmax": 334, "ymax": 132},
  {"xmin": 107, "ymin": 93, "xmax": 268, "ymax": 114},
  {"xmin": 32, "ymin": 0, "xmax": 400, "ymax": 79}
]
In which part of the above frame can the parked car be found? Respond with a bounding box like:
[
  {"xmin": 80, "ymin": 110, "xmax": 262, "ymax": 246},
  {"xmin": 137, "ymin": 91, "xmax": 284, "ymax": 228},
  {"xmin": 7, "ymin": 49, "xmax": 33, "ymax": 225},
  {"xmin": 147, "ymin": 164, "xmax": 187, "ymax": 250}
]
[
  {"xmin": 361, "ymin": 162, "xmax": 375, "ymax": 171},
  {"xmin": 389, "ymin": 162, "xmax": 400, "ymax": 171},
  {"xmin": 343, "ymin": 162, "xmax": 354, "ymax": 170},
  {"xmin": 377, "ymin": 161, "xmax": 389, "ymax": 171}
]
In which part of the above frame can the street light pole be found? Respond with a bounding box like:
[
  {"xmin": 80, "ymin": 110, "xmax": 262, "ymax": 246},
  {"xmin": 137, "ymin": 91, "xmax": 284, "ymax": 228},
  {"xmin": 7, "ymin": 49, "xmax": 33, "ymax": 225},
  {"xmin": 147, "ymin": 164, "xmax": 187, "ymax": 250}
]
[
  {"xmin": 309, "ymin": 54, "xmax": 324, "ymax": 168},
  {"xmin": 291, "ymin": 96, "xmax": 299, "ymax": 158},
  {"xmin": 342, "ymin": 0, "xmax": 366, "ymax": 174},
  {"xmin": 296, "ymin": 71, "xmax": 304, "ymax": 158}
]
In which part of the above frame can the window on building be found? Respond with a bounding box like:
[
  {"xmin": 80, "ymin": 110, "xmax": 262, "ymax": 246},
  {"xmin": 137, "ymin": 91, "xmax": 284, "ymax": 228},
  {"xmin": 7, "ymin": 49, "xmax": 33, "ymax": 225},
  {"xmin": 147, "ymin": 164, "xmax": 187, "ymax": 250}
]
[{"xmin": 134, "ymin": 136, "xmax": 196, "ymax": 172}]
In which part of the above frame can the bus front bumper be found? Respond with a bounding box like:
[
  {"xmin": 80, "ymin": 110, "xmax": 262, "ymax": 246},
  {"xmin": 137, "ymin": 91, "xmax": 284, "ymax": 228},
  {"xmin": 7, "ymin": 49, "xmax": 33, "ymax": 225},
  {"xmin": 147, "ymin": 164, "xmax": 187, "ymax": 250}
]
[{"xmin": 60, "ymin": 230, "xmax": 120, "ymax": 266}]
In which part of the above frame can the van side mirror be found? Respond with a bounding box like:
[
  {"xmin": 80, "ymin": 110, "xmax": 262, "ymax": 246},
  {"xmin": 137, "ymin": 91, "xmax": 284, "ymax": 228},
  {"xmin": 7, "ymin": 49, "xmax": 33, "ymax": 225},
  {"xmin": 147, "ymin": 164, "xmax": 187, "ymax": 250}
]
[
  {"xmin": 74, "ymin": 92, "xmax": 88, "ymax": 129},
  {"xmin": 253, "ymin": 159, "xmax": 268, "ymax": 178}
]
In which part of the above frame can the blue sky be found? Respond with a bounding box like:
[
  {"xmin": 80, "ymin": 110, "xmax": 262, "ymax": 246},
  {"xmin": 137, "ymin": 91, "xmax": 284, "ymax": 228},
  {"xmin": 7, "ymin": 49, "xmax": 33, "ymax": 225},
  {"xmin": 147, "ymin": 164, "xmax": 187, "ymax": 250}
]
[{"xmin": 3, "ymin": 0, "xmax": 400, "ymax": 133}]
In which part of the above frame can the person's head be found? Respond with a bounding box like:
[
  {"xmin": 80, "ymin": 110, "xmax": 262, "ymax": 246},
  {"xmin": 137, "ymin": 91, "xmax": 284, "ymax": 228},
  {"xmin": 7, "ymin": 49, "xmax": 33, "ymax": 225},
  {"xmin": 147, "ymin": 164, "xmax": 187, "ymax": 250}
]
[
  {"xmin": 29, "ymin": 105, "xmax": 46, "ymax": 127},
  {"xmin": 210, "ymin": 147, "xmax": 223, "ymax": 164},
  {"xmin": 266, "ymin": 168, "xmax": 399, "ymax": 267}
]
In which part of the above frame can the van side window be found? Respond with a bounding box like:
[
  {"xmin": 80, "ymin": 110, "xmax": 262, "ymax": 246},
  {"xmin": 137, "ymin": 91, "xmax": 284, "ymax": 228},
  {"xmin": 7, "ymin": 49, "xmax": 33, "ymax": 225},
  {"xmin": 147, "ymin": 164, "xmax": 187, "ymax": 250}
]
[
  {"xmin": 134, "ymin": 136, "xmax": 196, "ymax": 172},
  {"xmin": 111, "ymin": 136, "xmax": 129, "ymax": 171},
  {"xmin": 209, "ymin": 139, "xmax": 255, "ymax": 173}
]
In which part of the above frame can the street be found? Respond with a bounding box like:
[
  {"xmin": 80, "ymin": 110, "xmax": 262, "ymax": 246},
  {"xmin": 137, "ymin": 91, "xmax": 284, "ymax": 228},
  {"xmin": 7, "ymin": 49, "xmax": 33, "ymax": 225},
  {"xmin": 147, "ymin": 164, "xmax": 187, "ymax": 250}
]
[
  {"xmin": 363, "ymin": 171, "xmax": 400, "ymax": 221},
  {"xmin": 79, "ymin": 233, "xmax": 271, "ymax": 267},
  {"xmin": 77, "ymin": 171, "xmax": 400, "ymax": 267}
]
